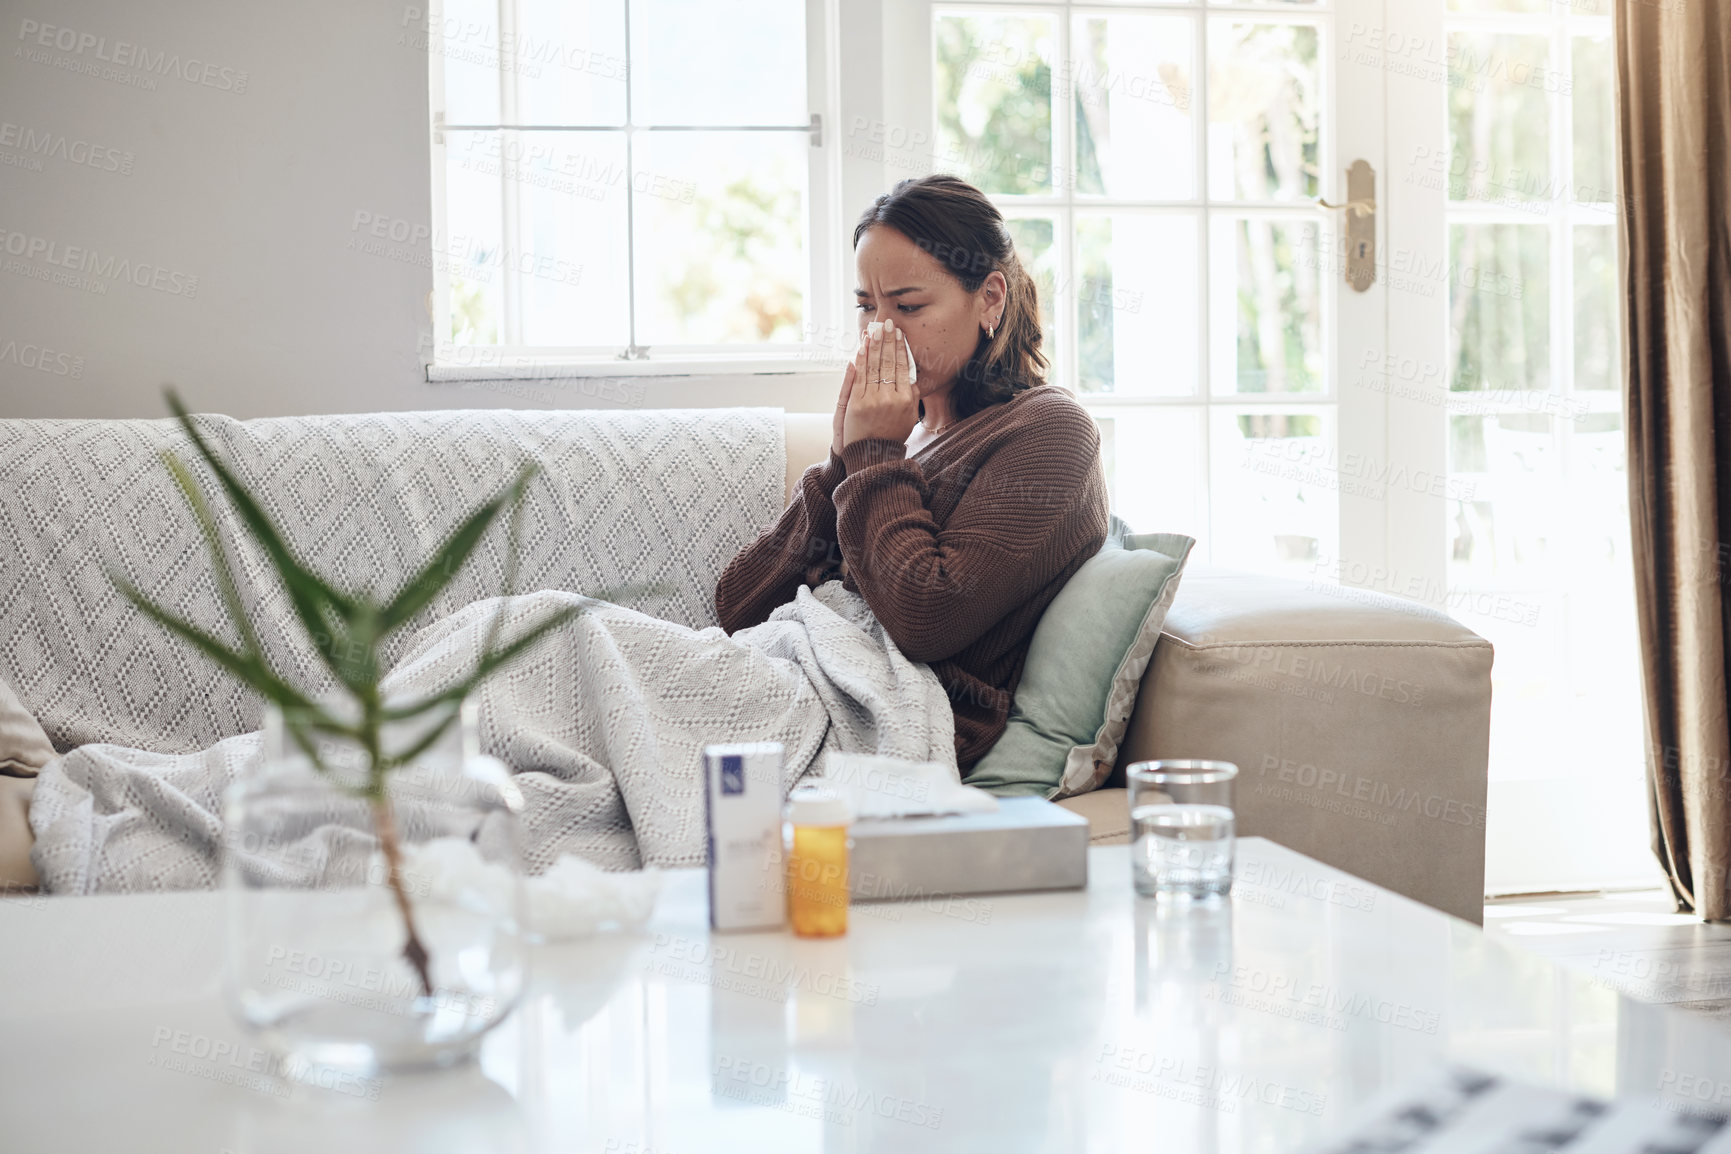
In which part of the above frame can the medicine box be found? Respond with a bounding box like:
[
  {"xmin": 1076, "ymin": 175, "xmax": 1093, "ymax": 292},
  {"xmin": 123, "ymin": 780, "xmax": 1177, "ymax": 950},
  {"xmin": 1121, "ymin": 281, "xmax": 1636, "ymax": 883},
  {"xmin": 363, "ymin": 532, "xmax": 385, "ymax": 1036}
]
[{"xmin": 703, "ymin": 742, "xmax": 786, "ymax": 932}]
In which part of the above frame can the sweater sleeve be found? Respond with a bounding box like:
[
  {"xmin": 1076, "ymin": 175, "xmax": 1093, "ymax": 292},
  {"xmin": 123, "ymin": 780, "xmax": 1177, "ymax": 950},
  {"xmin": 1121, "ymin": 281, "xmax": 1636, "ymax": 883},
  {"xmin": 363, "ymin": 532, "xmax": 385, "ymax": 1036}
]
[
  {"xmin": 833, "ymin": 412, "xmax": 1106, "ymax": 664},
  {"xmin": 714, "ymin": 450, "xmax": 849, "ymax": 633}
]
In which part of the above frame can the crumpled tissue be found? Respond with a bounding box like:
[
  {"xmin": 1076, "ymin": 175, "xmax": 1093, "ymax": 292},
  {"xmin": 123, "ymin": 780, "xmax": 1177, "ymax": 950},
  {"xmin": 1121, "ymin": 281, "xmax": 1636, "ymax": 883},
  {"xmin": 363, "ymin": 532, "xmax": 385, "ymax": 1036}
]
[
  {"xmin": 814, "ymin": 751, "xmax": 1000, "ymax": 820},
  {"xmin": 372, "ymin": 837, "xmax": 663, "ymax": 943}
]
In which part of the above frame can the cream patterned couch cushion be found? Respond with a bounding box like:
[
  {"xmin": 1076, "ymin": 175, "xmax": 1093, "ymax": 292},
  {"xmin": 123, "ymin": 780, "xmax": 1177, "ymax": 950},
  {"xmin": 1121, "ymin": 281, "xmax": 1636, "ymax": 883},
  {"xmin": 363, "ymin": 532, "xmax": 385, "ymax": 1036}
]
[{"xmin": 0, "ymin": 407, "xmax": 786, "ymax": 755}]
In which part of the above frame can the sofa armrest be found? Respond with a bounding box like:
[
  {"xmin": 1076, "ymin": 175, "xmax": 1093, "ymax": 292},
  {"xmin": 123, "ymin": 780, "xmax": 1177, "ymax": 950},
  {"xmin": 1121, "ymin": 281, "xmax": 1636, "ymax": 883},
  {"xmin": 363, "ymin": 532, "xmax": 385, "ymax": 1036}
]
[
  {"xmin": 1114, "ymin": 564, "xmax": 1494, "ymax": 923},
  {"xmin": 783, "ymin": 412, "xmax": 833, "ymax": 505}
]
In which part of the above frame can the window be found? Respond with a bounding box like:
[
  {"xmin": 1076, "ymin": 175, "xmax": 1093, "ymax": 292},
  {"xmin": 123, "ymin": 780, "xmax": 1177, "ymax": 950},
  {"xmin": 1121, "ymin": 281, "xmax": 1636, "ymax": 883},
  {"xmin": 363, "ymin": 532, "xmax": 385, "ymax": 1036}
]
[
  {"xmin": 427, "ymin": 0, "xmax": 839, "ymax": 372},
  {"xmin": 930, "ymin": 3, "xmax": 1335, "ymax": 579}
]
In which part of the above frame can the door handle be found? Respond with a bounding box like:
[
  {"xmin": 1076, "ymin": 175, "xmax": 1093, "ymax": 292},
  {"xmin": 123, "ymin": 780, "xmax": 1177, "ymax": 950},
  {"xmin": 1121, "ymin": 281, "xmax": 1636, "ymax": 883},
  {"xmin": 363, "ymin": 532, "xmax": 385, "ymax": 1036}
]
[
  {"xmin": 1316, "ymin": 159, "xmax": 1376, "ymax": 293},
  {"xmin": 1317, "ymin": 196, "xmax": 1374, "ymax": 216}
]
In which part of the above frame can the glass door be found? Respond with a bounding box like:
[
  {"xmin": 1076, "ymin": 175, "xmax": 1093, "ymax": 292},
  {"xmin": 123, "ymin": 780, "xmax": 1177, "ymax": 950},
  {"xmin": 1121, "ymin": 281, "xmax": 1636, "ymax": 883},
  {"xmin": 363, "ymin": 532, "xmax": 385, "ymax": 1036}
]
[
  {"xmin": 924, "ymin": 0, "xmax": 1390, "ymax": 585},
  {"xmin": 1382, "ymin": 0, "xmax": 1653, "ymax": 893}
]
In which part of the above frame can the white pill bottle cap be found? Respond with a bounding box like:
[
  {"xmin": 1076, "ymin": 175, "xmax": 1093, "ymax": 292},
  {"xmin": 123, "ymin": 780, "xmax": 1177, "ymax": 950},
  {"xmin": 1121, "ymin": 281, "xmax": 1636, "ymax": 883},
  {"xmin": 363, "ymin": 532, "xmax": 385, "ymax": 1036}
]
[{"xmin": 786, "ymin": 784, "xmax": 852, "ymax": 827}]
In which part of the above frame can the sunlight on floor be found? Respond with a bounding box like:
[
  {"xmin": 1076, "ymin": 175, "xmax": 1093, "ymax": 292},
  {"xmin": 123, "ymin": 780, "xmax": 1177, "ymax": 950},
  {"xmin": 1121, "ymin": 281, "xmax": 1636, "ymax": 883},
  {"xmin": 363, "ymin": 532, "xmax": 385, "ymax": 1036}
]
[{"xmin": 1484, "ymin": 888, "xmax": 1731, "ymax": 1028}]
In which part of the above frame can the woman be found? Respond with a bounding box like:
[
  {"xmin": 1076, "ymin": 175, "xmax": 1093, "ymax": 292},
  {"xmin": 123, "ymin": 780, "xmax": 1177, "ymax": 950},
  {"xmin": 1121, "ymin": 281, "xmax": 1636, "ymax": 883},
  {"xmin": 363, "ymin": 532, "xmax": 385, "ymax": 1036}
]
[
  {"xmin": 717, "ymin": 174, "xmax": 1109, "ymax": 772},
  {"xmin": 0, "ymin": 175, "xmax": 1107, "ymax": 892}
]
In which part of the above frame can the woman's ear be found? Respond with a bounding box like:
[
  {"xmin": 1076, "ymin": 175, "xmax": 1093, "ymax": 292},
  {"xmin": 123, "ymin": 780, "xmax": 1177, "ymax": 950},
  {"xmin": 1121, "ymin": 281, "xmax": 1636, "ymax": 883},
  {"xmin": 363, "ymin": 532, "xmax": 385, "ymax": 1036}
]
[{"xmin": 981, "ymin": 270, "xmax": 1008, "ymax": 313}]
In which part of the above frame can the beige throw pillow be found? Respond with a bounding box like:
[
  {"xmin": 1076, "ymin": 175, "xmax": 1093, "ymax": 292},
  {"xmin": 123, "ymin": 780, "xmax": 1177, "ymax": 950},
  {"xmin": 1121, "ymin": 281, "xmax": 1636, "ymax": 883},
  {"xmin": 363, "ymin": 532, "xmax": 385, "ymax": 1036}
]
[{"xmin": 0, "ymin": 677, "xmax": 54, "ymax": 778}]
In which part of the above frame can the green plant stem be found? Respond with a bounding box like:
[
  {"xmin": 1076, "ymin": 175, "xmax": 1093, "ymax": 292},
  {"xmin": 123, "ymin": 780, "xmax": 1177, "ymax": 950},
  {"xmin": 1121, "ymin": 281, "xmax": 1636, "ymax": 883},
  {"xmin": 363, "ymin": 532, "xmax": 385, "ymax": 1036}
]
[
  {"xmin": 364, "ymin": 694, "xmax": 434, "ymax": 1000},
  {"xmin": 370, "ymin": 790, "xmax": 434, "ymax": 999}
]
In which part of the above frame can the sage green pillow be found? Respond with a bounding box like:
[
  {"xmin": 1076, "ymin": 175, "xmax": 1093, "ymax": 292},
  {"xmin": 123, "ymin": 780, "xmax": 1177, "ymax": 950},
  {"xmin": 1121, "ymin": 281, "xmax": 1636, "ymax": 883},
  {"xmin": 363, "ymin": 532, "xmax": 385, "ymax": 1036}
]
[{"xmin": 965, "ymin": 519, "xmax": 1194, "ymax": 799}]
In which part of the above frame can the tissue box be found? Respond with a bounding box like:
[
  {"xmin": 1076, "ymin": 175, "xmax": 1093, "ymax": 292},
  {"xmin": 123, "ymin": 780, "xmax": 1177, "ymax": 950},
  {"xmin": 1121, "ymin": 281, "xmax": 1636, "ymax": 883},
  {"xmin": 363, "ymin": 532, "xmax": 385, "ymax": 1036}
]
[{"xmin": 848, "ymin": 797, "xmax": 1088, "ymax": 902}]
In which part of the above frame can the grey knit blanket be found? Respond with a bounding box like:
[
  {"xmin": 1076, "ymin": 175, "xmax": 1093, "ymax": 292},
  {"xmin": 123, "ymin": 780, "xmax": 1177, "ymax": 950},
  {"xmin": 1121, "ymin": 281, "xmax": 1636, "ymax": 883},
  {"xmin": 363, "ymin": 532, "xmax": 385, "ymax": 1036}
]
[{"xmin": 29, "ymin": 579, "xmax": 957, "ymax": 891}]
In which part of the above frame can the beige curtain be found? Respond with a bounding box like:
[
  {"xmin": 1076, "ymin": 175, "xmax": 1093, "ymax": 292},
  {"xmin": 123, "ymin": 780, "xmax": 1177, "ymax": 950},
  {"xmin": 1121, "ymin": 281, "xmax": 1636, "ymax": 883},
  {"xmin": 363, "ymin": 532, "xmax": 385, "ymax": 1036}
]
[{"xmin": 1618, "ymin": 0, "xmax": 1731, "ymax": 918}]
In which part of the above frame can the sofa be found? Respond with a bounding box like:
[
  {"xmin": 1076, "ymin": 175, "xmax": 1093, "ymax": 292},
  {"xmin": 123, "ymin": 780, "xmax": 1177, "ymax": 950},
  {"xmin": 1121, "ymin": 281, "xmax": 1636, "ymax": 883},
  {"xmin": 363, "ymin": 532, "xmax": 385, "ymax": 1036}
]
[
  {"xmin": 0, "ymin": 405, "xmax": 1493, "ymax": 923},
  {"xmin": 782, "ymin": 413, "xmax": 1494, "ymax": 924}
]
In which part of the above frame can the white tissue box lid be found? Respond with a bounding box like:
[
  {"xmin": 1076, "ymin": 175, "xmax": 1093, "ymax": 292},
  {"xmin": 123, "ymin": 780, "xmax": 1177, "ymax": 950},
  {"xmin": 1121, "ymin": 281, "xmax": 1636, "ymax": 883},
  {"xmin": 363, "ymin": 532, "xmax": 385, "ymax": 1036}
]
[{"xmin": 851, "ymin": 795, "xmax": 1086, "ymax": 838}]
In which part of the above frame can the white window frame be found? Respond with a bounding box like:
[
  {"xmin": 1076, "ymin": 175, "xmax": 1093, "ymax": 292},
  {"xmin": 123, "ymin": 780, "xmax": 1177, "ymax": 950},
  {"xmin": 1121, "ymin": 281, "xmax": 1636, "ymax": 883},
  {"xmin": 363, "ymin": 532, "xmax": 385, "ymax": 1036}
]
[{"xmin": 425, "ymin": 0, "xmax": 848, "ymax": 380}]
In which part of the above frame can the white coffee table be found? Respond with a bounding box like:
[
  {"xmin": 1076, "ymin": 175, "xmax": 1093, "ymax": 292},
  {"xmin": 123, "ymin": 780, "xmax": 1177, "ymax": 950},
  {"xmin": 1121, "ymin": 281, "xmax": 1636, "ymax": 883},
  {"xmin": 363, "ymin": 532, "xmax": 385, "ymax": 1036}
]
[{"xmin": 3, "ymin": 837, "xmax": 1727, "ymax": 1153}]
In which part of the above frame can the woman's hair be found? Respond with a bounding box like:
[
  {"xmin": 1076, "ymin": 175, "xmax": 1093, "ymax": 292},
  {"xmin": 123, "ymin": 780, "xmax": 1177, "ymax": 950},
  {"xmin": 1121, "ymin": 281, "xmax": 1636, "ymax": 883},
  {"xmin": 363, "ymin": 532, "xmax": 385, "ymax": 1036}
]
[{"xmin": 853, "ymin": 174, "xmax": 1047, "ymax": 420}]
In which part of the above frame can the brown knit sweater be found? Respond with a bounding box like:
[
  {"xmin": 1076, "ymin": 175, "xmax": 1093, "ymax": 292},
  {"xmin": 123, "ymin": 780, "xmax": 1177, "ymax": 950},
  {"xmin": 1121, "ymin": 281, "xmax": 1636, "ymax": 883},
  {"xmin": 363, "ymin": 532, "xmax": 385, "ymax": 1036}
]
[{"xmin": 714, "ymin": 384, "xmax": 1110, "ymax": 771}]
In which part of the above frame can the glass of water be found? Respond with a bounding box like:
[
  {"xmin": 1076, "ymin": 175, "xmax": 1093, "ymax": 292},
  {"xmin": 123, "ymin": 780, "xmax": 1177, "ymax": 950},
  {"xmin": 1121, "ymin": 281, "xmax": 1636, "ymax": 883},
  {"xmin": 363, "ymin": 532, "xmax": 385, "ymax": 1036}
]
[{"xmin": 1128, "ymin": 760, "xmax": 1238, "ymax": 899}]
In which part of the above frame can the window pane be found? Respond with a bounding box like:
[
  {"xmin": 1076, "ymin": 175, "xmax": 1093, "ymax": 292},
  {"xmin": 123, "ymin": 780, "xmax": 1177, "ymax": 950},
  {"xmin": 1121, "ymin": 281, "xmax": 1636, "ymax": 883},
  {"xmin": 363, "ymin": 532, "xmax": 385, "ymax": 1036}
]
[
  {"xmin": 443, "ymin": 131, "xmax": 505, "ymax": 344},
  {"xmin": 632, "ymin": 132, "xmax": 807, "ymax": 345},
  {"xmin": 1077, "ymin": 213, "xmax": 1198, "ymax": 396},
  {"xmin": 1573, "ymin": 225, "xmax": 1617, "ymax": 392},
  {"xmin": 1071, "ymin": 12, "xmax": 1195, "ymax": 200},
  {"xmin": 630, "ymin": 0, "xmax": 806, "ymax": 126},
  {"xmin": 1002, "ymin": 216, "xmax": 1059, "ymax": 383},
  {"xmin": 437, "ymin": 0, "xmax": 503, "ymax": 124},
  {"xmin": 1090, "ymin": 407, "xmax": 1205, "ymax": 541},
  {"xmin": 1451, "ymin": 403, "xmax": 1640, "ymax": 889},
  {"xmin": 1448, "ymin": 413, "xmax": 1557, "ymax": 585},
  {"xmin": 512, "ymin": 133, "xmax": 631, "ymax": 346},
  {"xmin": 1206, "ymin": 21, "xmax": 1320, "ymax": 202},
  {"xmin": 1445, "ymin": 409, "xmax": 1555, "ymax": 752},
  {"xmin": 1447, "ymin": 32, "xmax": 1551, "ymax": 204},
  {"xmin": 1210, "ymin": 217, "xmax": 1324, "ymax": 395},
  {"xmin": 514, "ymin": 0, "xmax": 628, "ymax": 126},
  {"xmin": 935, "ymin": 12, "xmax": 1057, "ymax": 196},
  {"xmin": 1211, "ymin": 406, "xmax": 1338, "ymax": 578},
  {"xmin": 1572, "ymin": 34, "xmax": 1615, "ymax": 204},
  {"xmin": 1449, "ymin": 224, "xmax": 1550, "ymax": 392}
]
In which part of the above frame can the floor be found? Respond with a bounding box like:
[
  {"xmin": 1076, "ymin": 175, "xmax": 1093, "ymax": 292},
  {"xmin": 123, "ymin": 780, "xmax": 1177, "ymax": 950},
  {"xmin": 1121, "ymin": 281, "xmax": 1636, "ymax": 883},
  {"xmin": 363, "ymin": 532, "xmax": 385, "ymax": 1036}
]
[{"xmin": 1483, "ymin": 888, "xmax": 1731, "ymax": 1028}]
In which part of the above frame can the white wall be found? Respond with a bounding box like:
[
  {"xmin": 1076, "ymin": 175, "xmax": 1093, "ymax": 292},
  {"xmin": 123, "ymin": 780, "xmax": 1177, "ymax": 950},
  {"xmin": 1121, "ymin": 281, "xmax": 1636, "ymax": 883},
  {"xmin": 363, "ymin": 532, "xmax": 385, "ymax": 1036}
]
[{"xmin": 0, "ymin": 0, "xmax": 848, "ymax": 420}]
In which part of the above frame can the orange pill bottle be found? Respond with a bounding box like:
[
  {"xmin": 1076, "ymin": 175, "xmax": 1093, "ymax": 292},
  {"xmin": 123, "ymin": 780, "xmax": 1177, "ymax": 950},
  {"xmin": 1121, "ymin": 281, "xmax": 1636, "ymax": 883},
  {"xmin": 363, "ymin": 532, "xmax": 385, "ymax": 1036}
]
[{"xmin": 783, "ymin": 785, "xmax": 852, "ymax": 938}]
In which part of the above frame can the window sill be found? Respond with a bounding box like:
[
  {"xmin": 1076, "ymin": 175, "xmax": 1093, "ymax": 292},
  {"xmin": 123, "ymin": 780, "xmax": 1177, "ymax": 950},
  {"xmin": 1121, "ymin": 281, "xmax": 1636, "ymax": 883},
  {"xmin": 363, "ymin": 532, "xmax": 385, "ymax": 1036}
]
[{"xmin": 425, "ymin": 353, "xmax": 842, "ymax": 383}]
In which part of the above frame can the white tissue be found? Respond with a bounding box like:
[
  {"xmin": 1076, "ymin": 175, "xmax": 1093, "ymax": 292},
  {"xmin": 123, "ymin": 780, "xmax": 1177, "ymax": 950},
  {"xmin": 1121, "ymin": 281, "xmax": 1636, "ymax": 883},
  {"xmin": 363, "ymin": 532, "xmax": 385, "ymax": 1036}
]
[
  {"xmin": 857, "ymin": 325, "xmax": 917, "ymax": 383},
  {"xmin": 525, "ymin": 855, "xmax": 663, "ymax": 941},
  {"xmin": 380, "ymin": 837, "xmax": 663, "ymax": 943},
  {"xmin": 816, "ymin": 752, "xmax": 999, "ymax": 820}
]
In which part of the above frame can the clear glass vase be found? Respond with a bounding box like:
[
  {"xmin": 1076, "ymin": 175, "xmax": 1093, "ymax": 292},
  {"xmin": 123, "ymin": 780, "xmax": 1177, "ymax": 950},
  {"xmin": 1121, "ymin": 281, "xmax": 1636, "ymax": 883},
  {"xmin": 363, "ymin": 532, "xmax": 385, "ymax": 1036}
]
[{"xmin": 222, "ymin": 698, "xmax": 527, "ymax": 1074}]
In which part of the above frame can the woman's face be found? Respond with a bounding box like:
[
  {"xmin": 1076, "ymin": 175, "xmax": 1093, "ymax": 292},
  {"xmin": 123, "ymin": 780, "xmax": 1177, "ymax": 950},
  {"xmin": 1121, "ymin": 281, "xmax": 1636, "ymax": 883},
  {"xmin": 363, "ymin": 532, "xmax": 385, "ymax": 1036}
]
[{"xmin": 854, "ymin": 225, "xmax": 1005, "ymax": 397}]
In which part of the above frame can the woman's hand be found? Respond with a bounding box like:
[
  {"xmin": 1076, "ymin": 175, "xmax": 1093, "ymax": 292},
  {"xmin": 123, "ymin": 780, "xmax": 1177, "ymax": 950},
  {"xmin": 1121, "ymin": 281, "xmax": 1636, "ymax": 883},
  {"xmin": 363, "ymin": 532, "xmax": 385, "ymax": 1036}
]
[{"xmin": 842, "ymin": 317, "xmax": 920, "ymax": 451}]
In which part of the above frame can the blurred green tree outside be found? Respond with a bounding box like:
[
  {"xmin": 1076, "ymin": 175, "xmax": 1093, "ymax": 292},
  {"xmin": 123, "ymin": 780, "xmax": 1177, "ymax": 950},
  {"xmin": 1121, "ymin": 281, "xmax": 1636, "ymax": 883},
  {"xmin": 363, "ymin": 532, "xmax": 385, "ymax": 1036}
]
[
  {"xmin": 657, "ymin": 163, "xmax": 805, "ymax": 344},
  {"xmin": 1446, "ymin": 32, "xmax": 1555, "ymax": 396},
  {"xmin": 935, "ymin": 15, "xmax": 1054, "ymax": 197},
  {"xmin": 449, "ymin": 275, "xmax": 498, "ymax": 345},
  {"xmin": 936, "ymin": 16, "xmax": 1064, "ymax": 381}
]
